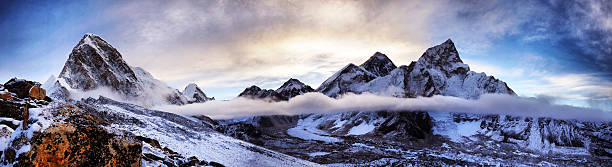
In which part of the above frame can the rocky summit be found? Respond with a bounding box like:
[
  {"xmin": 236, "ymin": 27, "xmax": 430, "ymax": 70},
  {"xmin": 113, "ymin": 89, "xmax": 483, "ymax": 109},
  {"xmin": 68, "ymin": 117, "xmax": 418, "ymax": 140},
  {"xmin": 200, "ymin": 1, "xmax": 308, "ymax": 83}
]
[
  {"xmin": 238, "ymin": 78, "xmax": 315, "ymax": 101},
  {"xmin": 183, "ymin": 83, "xmax": 214, "ymax": 103},
  {"xmin": 359, "ymin": 52, "xmax": 397, "ymax": 77},
  {"xmin": 57, "ymin": 34, "xmax": 192, "ymax": 106}
]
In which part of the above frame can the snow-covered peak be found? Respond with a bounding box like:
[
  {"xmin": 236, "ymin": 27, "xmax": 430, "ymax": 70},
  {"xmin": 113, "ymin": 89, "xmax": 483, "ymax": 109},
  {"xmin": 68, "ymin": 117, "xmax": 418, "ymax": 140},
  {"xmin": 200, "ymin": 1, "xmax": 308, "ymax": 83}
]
[
  {"xmin": 316, "ymin": 39, "xmax": 514, "ymax": 98},
  {"xmin": 316, "ymin": 63, "xmax": 378, "ymax": 97},
  {"xmin": 275, "ymin": 78, "xmax": 315, "ymax": 99},
  {"xmin": 359, "ymin": 52, "xmax": 397, "ymax": 77},
  {"xmin": 276, "ymin": 78, "xmax": 311, "ymax": 93},
  {"xmin": 58, "ymin": 34, "xmax": 189, "ymax": 106},
  {"xmin": 238, "ymin": 85, "xmax": 286, "ymax": 101},
  {"xmin": 416, "ymin": 38, "xmax": 469, "ymax": 75},
  {"xmin": 183, "ymin": 83, "xmax": 213, "ymax": 103}
]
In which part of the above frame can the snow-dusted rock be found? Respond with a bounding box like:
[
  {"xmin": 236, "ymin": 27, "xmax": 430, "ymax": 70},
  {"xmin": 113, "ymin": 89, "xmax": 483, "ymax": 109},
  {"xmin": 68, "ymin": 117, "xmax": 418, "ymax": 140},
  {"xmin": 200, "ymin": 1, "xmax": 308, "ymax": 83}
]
[
  {"xmin": 183, "ymin": 83, "xmax": 214, "ymax": 103},
  {"xmin": 275, "ymin": 78, "xmax": 315, "ymax": 99},
  {"xmin": 41, "ymin": 75, "xmax": 70, "ymax": 102},
  {"xmin": 58, "ymin": 34, "xmax": 189, "ymax": 105},
  {"xmin": 359, "ymin": 52, "xmax": 397, "ymax": 77},
  {"xmin": 239, "ymin": 78, "xmax": 315, "ymax": 101},
  {"xmin": 408, "ymin": 39, "xmax": 515, "ymax": 99},
  {"xmin": 317, "ymin": 39, "xmax": 514, "ymax": 99},
  {"xmin": 238, "ymin": 85, "xmax": 286, "ymax": 101},
  {"xmin": 77, "ymin": 96, "xmax": 320, "ymax": 167},
  {"xmin": 316, "ymin": 64, "xmax": 378, "ymax": 97}
]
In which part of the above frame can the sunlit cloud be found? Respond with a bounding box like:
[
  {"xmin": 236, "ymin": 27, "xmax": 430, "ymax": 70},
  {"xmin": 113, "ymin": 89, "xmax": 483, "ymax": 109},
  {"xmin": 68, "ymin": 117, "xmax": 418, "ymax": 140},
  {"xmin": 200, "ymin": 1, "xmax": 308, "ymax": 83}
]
[{"xmin": 155, "ymin": 93, "xmax": 612, "ymax": 120}]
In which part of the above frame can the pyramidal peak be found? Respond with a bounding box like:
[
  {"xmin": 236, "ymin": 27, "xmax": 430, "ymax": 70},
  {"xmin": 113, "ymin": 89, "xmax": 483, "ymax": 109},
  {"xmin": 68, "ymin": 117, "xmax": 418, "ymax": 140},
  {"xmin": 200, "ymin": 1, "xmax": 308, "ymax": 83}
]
[
  {"xmin": 418, "ymin": 38, "xmax": 463, "ymax": 64},
  {"xmin": 277, "ymin": 78, "xmax": 308, "ymax": 91},
  {"xmin": 415, "ymin": 38, "xmax": 469, "ymax": 75},
  {"xmin": 77, "ymin": 33, "xmax": 112, "ymax": 52},
  {"xmin": 183, "ymin": 83, "xmax": 214, "ymax": 103},
  {"xmin": 58, "ymin": 33, "xmax": 190, "ymax": 106},
  {"xmin": 276, "ymin": 78, "xmax": 314, "ymax": 98},
  {"xmin": 360, "ymin": 52, "xmax": 397, "ymax": 77}
]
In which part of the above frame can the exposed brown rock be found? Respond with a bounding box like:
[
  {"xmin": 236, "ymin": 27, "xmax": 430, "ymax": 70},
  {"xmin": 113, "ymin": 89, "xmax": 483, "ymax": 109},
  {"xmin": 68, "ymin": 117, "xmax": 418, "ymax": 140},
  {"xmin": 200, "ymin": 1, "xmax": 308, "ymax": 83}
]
[
  {"xmin": 0, "ymin": 91, "xmax": 12, "ymax": 101},
  {"xmin": 0, "ymin": 100, "xmax": 24, "ymax": 120},
  {"xmin": 3, "ymin": 104, "xmax": 143, "ymax": 167},
  {"xmin": 20, "ymin": 123, "xmax": 142, "ymax": 167},
  {"xmin": 28, "ymin": 85, "xmax": 46, "ymax": 100}
]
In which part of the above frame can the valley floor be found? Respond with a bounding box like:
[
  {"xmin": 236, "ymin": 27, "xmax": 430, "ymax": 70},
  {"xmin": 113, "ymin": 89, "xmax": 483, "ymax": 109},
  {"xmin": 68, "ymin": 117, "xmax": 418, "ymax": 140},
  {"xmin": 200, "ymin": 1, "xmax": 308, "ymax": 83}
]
[{"xmin": 218, "ymin": 112, "xmax": 612, "ymax": 166}]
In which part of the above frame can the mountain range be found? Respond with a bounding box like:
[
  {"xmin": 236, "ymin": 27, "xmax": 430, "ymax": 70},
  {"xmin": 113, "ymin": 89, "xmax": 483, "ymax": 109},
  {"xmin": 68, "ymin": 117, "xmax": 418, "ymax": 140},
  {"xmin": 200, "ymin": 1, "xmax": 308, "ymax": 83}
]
[{"xmin": 0, "ymin": 34, "xmax": 609, "ymax": 166}]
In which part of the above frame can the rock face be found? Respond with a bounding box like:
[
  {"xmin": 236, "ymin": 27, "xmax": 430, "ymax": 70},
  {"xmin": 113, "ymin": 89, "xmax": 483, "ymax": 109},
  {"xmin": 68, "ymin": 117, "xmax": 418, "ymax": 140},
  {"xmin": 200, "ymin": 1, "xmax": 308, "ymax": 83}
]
[
  {"xmin": 238, "ymin": 78, "xmax": 316, "ymax": 101},
  {"xmin": 58, "ymin": 34, "xmax": 189, "ymax": 105},
  {"xmin": 359, "ymin": 52, "xmax": 397, "ymax": 77},
  {"xmin": 41, "ymin": 75, "xmax": 70, "ymax": 102},
  {"xmin": 183, "ymin": 83, "xmax": 214, "ymax": 103},
  {"xmin": 238, "ymin": 85, "xmax": 287, "ymax": 101},
  {"xmin": 405, "ymin": 39, "xmax": 515, "ymax": 98},
  {"xmin": 275, "ymin": 78, "xmax": 315, "ymax": 99},
  {"xmin": 59, "ymin": 34, "xmax": 138, "ymax": 94},
  {"xmin": 315, "ymin": 64, "xmax": 378, "ymax": 97}
]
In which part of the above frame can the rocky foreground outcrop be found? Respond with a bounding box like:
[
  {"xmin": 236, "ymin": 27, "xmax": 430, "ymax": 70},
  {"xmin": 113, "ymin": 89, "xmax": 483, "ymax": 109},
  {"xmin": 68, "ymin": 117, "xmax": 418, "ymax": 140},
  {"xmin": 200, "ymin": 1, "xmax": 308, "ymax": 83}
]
[
  {"xmin": 3, "ymin": 78, "xmax": 48, "ymax": 101},
  {"xmin": 0, "ymin": 104, "xmax": 142, "ymax": 167}
]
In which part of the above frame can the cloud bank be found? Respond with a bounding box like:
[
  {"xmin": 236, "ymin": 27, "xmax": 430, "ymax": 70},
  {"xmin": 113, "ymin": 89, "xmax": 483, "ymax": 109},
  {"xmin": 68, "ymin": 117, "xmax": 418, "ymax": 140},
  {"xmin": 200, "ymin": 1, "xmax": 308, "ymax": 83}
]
[{"xmin": 155, "ymin": 93, "xmax": 612, "ymax": 121}]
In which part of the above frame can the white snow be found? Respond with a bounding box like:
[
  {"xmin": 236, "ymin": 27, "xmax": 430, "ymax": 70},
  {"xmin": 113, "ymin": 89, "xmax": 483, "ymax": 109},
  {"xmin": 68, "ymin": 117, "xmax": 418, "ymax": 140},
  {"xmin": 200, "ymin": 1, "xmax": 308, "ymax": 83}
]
[
  {"xmin": 287, "ymin": 114, "xmax": 343, "ymax": 143},
  {"xmin": 308, "ymin": 152, "xmax": 330, "ymax": 157},
  {"xmin": 0, "ymin": 125, "xmax": 14, "ymax": 150},
  {"xmin": 430, "ymin": 112, "xmax": 482, "ymax": 142},
  {"xmin": 352, "ymin": 143, "xmax": 375, "ymax": 149},
  {"xmin": 347, "ymin": 121, "xmax": 375, "ymax": 135}
]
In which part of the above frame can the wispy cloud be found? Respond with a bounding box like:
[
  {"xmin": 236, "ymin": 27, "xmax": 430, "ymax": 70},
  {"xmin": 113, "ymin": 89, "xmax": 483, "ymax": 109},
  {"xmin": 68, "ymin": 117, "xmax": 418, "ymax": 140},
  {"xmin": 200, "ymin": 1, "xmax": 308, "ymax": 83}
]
[{"xmin": 155, "ymin": 93, "xmax": 612, "ymax": 121}]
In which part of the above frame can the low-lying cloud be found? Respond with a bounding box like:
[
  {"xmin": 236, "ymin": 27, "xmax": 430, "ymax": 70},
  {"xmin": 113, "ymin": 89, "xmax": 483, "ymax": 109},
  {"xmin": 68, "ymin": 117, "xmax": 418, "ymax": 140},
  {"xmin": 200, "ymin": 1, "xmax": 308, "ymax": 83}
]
[{"xmin": 155, "ymin": 93, "xmax": 612, "ymax": 121}]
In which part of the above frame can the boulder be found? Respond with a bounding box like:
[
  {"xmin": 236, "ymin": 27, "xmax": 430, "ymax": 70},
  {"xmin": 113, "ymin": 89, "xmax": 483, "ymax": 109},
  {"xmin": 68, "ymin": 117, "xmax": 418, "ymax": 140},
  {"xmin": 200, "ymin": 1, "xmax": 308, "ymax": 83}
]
[
  {"xmin": 2, "ymin": 104, "xmax": 142, "ymax": 167},
  {"xmin": 0, "ymin": 91, "xmax": 12, "ymax": 101},
  {"xmin": 3, "ymin": 78, "xmax": 47, "ymax": 100},
  {"xmin": 22, "ymin": 123, "xmax": 142, "ymax": 167},
  {"xmin": 28, "ymin": 85, "xmax": 46, "ymax": 100}
]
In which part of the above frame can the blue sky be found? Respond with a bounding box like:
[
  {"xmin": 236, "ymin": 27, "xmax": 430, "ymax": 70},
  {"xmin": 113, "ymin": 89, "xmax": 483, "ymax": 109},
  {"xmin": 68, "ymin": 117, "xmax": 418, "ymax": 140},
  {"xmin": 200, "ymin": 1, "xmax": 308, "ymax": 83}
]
[{"xmin": 0, "ymin": 0, "xmax": 610, "ymax": 111}]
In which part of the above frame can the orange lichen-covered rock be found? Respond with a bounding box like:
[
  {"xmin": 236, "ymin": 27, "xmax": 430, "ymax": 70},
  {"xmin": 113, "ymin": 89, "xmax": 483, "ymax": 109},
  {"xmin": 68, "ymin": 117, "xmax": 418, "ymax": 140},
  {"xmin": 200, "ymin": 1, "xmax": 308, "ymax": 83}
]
[
  {"xmin": 21, "ymin": 123, "xmax": 142, "ymax": 167},
  {"xmin": 0, "ymin": 91, "xmax": 12, "ymax": 101},
  {"xmin": 2, "ymin": 104, "xmax": 142, "ymax": 167},
  {"xmin": 28, "ymin": 85, "xmax": 46, "ymax": 100}
]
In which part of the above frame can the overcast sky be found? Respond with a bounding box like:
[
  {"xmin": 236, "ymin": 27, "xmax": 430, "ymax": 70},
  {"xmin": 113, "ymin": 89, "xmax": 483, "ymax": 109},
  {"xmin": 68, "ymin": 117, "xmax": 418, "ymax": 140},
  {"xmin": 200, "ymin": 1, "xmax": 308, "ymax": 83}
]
[{"xmin": 0, "ymin": 0, "xmax": 610, "ymax": 111}]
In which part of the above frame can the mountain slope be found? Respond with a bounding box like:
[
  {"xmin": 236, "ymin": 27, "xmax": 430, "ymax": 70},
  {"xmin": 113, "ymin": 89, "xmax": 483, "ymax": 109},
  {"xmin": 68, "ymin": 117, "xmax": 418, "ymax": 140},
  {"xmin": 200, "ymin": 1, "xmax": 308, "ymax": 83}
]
[
  {"xmin": 76, "ymin": 97, "xmax": 320, "ymax": 166},
  {"xmin": 57, "ymin": 34, "xmax": 192, "ymax": 106},
  {"xmin": 315, "ymin": 64, "xmax": 378, "ymax": 97}
]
